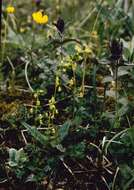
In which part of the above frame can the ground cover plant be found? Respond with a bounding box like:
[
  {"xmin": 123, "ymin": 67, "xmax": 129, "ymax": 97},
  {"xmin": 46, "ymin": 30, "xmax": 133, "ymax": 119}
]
[{"xmin": 0, "ymin": 0, "xmax": 134, "ymax": 189}]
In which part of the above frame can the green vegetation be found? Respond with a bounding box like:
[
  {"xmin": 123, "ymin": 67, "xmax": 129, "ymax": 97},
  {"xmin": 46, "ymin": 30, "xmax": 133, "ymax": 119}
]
[{"xmin": 0, "ymin": 0, "xmax": 134, "ymax": 189}]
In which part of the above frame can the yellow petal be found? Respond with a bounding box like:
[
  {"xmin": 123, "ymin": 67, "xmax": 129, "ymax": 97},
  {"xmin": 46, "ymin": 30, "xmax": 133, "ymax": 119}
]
[{"xmin": 42, "ymin": 15, "xmax": 48, "ymax": 24}]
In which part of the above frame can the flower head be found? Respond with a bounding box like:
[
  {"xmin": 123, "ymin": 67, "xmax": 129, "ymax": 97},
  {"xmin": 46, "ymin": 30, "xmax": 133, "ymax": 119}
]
[
  {"xmin": 54, "ymin": 17, "xmax": 65, "ymax": 34},
  {"xmin": 91, "ymin": 31, "xmax": 98, "ymax": 39},
  {"xmin": 109, "ymin": 39, "xmax": 123, "ymax": 60},
  {"xmin": 34, "ymin": 0, "xmax": 41, "ymax": 6},
  {"xmin": 6, "ymin": 5, "xmax": 15, "ymax": 14},
  {"xmin": 32, "ymin": 11, "xmax": 48, "ymax": 24}
]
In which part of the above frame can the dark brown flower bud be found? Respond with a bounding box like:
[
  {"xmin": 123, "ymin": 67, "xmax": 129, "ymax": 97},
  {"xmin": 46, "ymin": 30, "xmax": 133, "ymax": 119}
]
[
  {"xmin": 54, "ymin": 17, "xmax": 65, "ymax": 34},
  {"xmin": 34, "ymin": 0, "xmax": 41, "ymax": 6},
  {"xmin": 109, "ymin": 39, "xmax": 123, "ymax": 60}
]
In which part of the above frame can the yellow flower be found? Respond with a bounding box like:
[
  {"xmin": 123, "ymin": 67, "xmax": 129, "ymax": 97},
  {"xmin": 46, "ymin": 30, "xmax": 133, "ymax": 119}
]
[
  {"xmin": 79, "ymin": 92, "xmax": 84, "ymax": 98},
  {"xmin": 91, "ymin": 31, "xmax": 98, "ymax": 39},
  {"xmin": 32, "ymin": 11, "xmax": 48, "ymax": 24},
  {"xmin": 56, "ymin": 76, "xmax": 60, "ymax": 87},
  {"xmin": 68, "ymin": 78, "xmax": 74, "ymax": 87},
  {"xmin": 84, "ymin": 46, "xmax": 93, "ymax": 54},
  {"xmin": 58, "ymin": 86, "xmax": 62, "ymax": 92},
  {"xmin": 20, "ymin": 27, "xmax": 26, "ymax": 33},
  {"xmin": 72, "ymin": 63, "xmax": 77, "ymax": 71},
  {"xmin": 6, "ymin": 6, "xmax": 15, "ymax": 14},
  {"xmin": 75, "ymin": 45, "xmax": 82, "ymax": 53}
]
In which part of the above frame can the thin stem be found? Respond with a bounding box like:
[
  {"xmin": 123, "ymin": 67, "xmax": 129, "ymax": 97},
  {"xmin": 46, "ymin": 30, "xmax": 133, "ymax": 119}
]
[
  {"xmin": 102, "ymin": 84, "xmax": 107, "ymax": 112},
  {"xmin": 93, "ymin": 64, "xmax": 97, "ymax": 105},
  {"xmin": 25, "ymin": 60, "xmax": 34, "ymax": 92},
  {"xmin": 1, "ymin": 16, "xmax": 8, "ymax": 64},
  {"xmin": 72, "ymin": 63, "xmax": 77, "ymax": 118},
  {"xmin": 50, "ymin": 32, "xmax": 64, "ymax": 126},
  {"xmin": 114, "ymin": 61, "xmax": 119, "ymax": 128},
  {"xmin": 105, "ymin": 128, "xmax": 129, "ymax": 155},
  {"xmin": 81, "ymin": 59, "xmax": 86, "ymax": 96},
  {"xmin": 54, "ymin": 32, "xmax": 63, "ymax": 98},
  {"xmin": 91, "ymin": 0, "xmax": 104, "ymax": 32},
  {"xmin": 0, "ymin": 0, "xmax": 2, "ymax": 50},
  {"xmin": 115, "ymin": 65, "xmax": 118, "ymax": 108},
  {"xmin": 24, "ymin": 24, "xmax": 37, "ymax": 93},
  {"xmin": 78, "ymin": 7, "xmax": 96, "ymax": 29},
  {"xmin": 7, "ymin": 56, "xmax": 15, "ymax": 93},
  {"xmin": 112, "ymin": 167, "xmax": 119, "ymax": 190}
]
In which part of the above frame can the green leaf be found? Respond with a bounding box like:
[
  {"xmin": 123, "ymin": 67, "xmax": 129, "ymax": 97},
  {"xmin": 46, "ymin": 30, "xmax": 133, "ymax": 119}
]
[
  {"xmin": 58, "ymin": 121, "xmax": 71, "ymax": 141},
  {"xmin": 66, "ymin": 142, "xmax": 86, "ymax": 159},
  {"xmin": 22, "ymin": 122, "xmax": 49, "ymax": 145},
  {"xmin": 8, "ymin": 148, "xmax": 18, "ymax": 167},
  {"xmin": 128, "ymin": 128, "xmax": 134, "ymax": 148},
  {"xmin": 8, "ymin": 148, "xmax": 27, "ymax": 167}
]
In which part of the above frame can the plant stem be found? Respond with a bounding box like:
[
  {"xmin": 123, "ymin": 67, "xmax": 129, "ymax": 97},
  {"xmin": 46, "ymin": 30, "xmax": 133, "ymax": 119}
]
[
  {"xmin": 114, "ymin": 61, "xmax": 119, "ymax": 128},
  {"xmin": 115, "ymin": 62, "xmax": 118, "ymax": 113},
  {"xmin": 93, "ymin": 63, "xmax": 97, "ymax": 105},
  {"xmin": 81, "ymin": 59, "xmax": 86, "ymax": 96},
  {"xmin": 115, "ymin": 61, "xmax": 118, "ymax": 106},
  {"xmin": 102, "ymin": 83, "xmax": 107, "ymax": 112},
  {"xmin": 0, "ymin": 0, "xmax": 2, "ymax": 50},
  {"xmin": 7, "ymin": 56, "xmax": 15, "ymax": 93},
  {"xmin": 25, "ymin": 60, "xmax": 34, "ymax": 92},
  {"xmin": 1, "ymin": 15, "xmax": 8, "ymax": 64}
]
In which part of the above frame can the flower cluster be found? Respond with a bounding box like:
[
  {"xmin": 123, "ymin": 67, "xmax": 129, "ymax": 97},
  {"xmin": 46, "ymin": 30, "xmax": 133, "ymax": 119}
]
[
  {"xmin": 32, "ymin": 11, "xmax": 48, "ymax": 24},
  {"xmin": 49, "ymin": 96, "xmax": 58, "ymax": 119}
]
